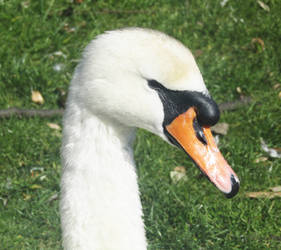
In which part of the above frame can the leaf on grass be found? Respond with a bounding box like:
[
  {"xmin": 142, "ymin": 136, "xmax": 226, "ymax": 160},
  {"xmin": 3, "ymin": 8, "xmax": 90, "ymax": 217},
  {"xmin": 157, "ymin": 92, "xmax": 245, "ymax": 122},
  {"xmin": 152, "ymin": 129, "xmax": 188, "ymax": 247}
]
[
  {"xmin": 53, "ymin": 63, "xmax": 65, "ymax": 72},
  {"xmin": 260, "ymin": 138, "xmax": 281, "ymax": 158},
  {"xmin": 211, "ymin": 122, "xmax": 229, "ymax": 135},
  {"xmin": 170, "ymin": 166, "xmax": 188, "ymax": 183},
  {"xmin": 251, "ymin": 38, "xmax": 265, "ymax": 51},
  {"xmin": 47, "ymin": 193, "xmax": 59, "ymax": 203},
  {"xmin": 0, "ymin": 197, "xmax": 8, "ymax": 206},
  {"xmin": 220, "ymin": 0, "xmax": 229, "ymax": 7},
  {"xmin": 273, "ymin": 83, "xmax": 280, "ymax": 89},
  {"xmin": 23, "ymin": 193, "xmax": 31, "ymax": 201},
  {"xmin": 31, "ymin": 90, "xmax": 44, "ymax": 104},
  {"xmin": 63, "ymin": 23, "xmax": 76, "ymax": 33},
  {"xmin": 246, "ymin": 191, "xmax": 281, "ymax": 199},
  {"xmin": 30, "ymin": 184, "xmax": 42, "ymax": 190},
  {"xmin": 279, "ymin": 91, "xmax": 281, "ymax": 99},
  {"xmin": 48, "ymin": 126, "xmax": 62, "ymax": 137},
  {"xmin": 257, "ymin": 1, "xmax": 270, "ymax": 12},
  {"xmin": 40, "ymin": 175, "xmax": 47, "ymax": 181},
  {"xmin": 18, "ymin": 160, "xmax": 25, "ymax": 167},
  {"xmin": 30, "ymin": 167, "xmax": 44, "ymax": 172},
  {"xmin": 21, "ymin": 1, "xmax": 30, "ymax": 8},
  {"xmin": 47, "ymin": 122, "xmax": 61, "ymax": 130},
  {"xmin": 53, "ymin": 51, "xmax": 67, "ymax": 59},
  {"xmin": 270, "ymin": 186, "xmax": 281, "ymax": 192},
  {"xmin": 254, "ymin": 156, "xmax": 268, "ymax": 163},
  {"xmin": 236, "ymin": 86, "xmax": 242, "ymax": 94}
]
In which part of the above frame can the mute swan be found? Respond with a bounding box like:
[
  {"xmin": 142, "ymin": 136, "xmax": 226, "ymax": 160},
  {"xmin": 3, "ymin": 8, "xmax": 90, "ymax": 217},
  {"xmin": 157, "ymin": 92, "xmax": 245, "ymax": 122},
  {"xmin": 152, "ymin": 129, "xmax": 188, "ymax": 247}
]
[{"xmin": 60, "ymin": 28, "xmax": 239, "ymax": 250}]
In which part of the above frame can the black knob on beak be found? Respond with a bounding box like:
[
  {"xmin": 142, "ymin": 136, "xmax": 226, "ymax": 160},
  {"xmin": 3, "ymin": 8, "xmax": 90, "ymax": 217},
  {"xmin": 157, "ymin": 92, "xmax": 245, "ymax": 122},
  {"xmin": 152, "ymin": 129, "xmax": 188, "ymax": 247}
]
[{"xmin": 195, "ymin": 95, "xmax": 220, "ymax": 127}]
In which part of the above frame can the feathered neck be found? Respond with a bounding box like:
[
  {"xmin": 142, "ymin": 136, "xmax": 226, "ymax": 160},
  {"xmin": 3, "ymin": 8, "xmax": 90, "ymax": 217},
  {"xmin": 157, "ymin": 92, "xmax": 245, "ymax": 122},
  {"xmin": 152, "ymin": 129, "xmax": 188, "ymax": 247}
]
[{"xmin": 60, "ymin": 106, "xmax": 147, "ymax": 249}]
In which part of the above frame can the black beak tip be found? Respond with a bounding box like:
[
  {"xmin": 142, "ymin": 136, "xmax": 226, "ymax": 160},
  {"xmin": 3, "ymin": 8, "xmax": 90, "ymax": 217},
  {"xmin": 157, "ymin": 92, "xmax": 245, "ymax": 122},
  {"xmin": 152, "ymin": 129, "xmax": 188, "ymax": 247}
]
[{"xmin": 225, "ymin": 174, "xmax": 240, "ymax": 199}]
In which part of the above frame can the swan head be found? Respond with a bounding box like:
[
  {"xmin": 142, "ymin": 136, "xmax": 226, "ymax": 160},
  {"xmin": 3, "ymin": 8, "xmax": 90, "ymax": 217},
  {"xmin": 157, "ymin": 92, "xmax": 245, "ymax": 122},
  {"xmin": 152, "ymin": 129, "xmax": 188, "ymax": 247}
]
[{"xmin": 74, "ymin": 28, "xmax": 239, "ymax": 198}]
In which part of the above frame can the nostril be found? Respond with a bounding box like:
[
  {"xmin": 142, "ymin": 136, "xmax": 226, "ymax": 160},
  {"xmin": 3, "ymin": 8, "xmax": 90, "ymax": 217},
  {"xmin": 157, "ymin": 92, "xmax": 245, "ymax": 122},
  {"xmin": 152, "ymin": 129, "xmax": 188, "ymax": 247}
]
[
  {"xmin": 225, "ymin": 175, "xmax": 240, "ymax": 199},
  {"xmin": 193, "ymin": 118, "xmax": 207, "ymax": 145}
]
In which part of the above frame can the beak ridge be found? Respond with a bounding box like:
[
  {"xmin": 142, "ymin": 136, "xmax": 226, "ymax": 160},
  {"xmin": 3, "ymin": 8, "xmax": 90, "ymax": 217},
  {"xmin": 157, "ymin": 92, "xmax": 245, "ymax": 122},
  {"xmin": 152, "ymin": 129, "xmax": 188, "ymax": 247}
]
[{"xmin": 165, "ymin": 107, "xmax": 239, "ymax": 197}]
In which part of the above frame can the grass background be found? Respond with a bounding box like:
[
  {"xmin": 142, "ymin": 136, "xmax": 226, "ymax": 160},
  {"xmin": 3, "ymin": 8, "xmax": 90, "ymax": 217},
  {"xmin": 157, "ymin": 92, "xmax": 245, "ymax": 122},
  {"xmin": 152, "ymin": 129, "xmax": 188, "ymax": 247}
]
[{"xmin": 0, "ymin": 0, "xmax": 280, "ymax": 249}]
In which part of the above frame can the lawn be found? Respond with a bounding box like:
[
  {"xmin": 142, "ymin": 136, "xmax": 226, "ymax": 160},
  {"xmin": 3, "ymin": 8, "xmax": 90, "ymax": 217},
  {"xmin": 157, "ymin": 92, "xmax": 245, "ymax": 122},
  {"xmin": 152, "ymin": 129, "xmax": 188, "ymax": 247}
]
[{"xmin": 0, "ymin": 0, "xmax": 281, "ymax": 249}]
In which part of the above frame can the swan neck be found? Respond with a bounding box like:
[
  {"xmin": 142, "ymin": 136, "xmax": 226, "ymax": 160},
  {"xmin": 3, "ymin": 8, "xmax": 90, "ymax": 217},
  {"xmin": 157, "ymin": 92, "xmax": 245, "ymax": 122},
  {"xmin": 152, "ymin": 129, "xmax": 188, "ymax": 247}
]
[{"xmin": 61, "ymin": 111, "xmax": 147, "ymax": 250}]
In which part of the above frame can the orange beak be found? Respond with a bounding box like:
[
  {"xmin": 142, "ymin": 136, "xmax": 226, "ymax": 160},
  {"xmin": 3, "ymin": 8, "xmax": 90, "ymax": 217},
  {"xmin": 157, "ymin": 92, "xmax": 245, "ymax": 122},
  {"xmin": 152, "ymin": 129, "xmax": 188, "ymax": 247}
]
[{"xmin": 166, "ymin": 107, "xmax": 239, "ymax": 197}]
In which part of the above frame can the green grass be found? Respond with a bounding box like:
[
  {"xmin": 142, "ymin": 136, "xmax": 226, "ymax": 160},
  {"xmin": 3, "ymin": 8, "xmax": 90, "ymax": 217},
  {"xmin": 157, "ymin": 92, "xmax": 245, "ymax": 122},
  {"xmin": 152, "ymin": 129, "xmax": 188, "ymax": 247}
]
[{"xmin": 1, "ymin": 0, "xmax": 281, "ymax": 249}]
